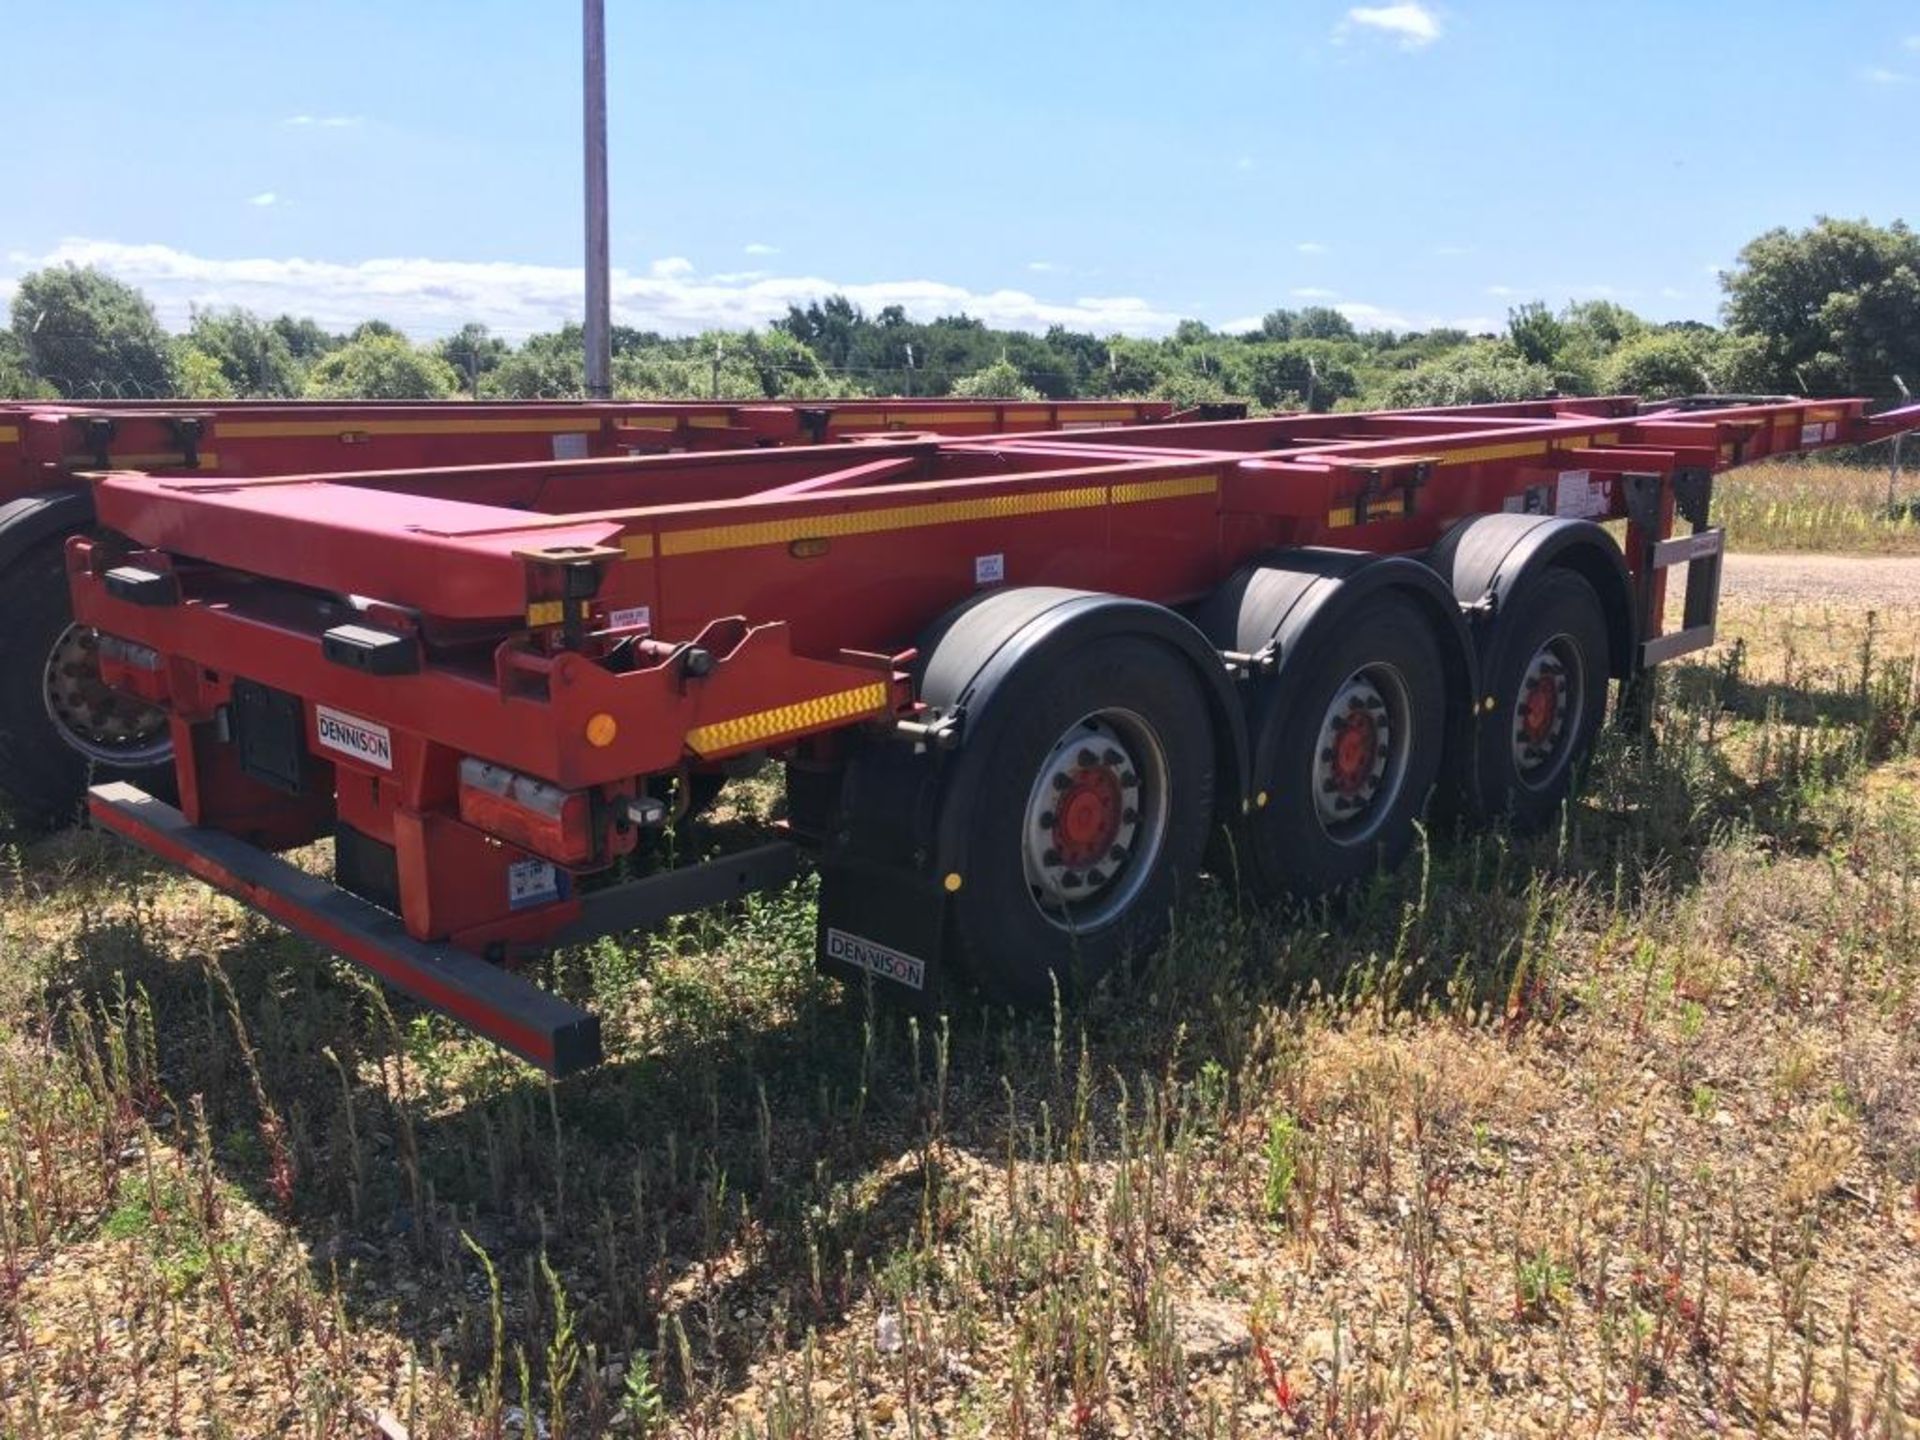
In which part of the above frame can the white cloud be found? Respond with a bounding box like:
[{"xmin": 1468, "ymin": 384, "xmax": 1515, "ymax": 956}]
[
  {"xmin": 1336, "ymin": 300, "xmax": 1489, "ymax": 333},
  {"xmin": 1659, "ymin": 286, "xmax": 1688, "ymax": 301},
  {"xmin": 1862, "ymin": 66, "xmax": 1910, "ymax": 84},
  {"xmin": 247, "ymin": 192, "xmax": 279, "ymax": 207},
  {"xmin": 1296, "ymin": 241, "xmax": 1329, "ymax": 255},
  {"xmin": 15, "ymin": 238, "xmax": 1187, "ymax": 340},
  {"xmin": 1291, "ymin": 286, "xmax": 1339, "ymax": 300},
  {"xmin": 1433, "ymin": 244, "xmax": 1473, "ymax": 257},
  {"xmin": 1233, "ymin": 156, "xmax": 1256, "ymax": 172},
  {"xmin": 283, "ymin": 114, "xmax": 362, "ymax": 128},
  {"xmin": 649, "ymin": 256, "xmax": 695, "ymax": 279},
  {"xmin": 742, "ymin": 242, "xmax": 779, "ymax": 256},
  {"xmin": 1027, "ymin": 260, "xmax": 1060, "ymax": 273},
  {"xmin": 1220, "ymin": 315, "xmax": 1265, "ymax": 334},
  {"xmin": 1342, "ymin": 3, "xmax": 1442, "ymax": 49},
  {"xmin": 1485, "ymin": 284, "xmax": 1517, "ymax": 297}
]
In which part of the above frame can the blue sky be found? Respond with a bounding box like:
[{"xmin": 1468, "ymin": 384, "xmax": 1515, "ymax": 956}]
[{"xmin": 2, "ymin": 1, "xmax": 1914, "ymax": 340}]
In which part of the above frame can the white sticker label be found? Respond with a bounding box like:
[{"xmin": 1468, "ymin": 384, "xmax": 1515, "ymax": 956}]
[
  {"xmin": 551, "ymin": 432, "xmax": 590, "ymax": 460},
  {"xmin": 974, "ymin": 552, "xmax": 1006, "ymax": 586},
  {"xmin": 1824, "ymin": 421, "xmax": 1839, "ymax": 442},
  {"xmin": 508, "ymin": 858, "xmax": 562, "ymax": 911},
  {"xmin": 314, "ymin": 704, "xmax": 393, "ymax": 771},
  {"xmin": 606, "ymin": 605, "xmax": 651, "ymax": 633},
  {"xmin": 1801, "ymin": 423, "xmax": 1823, "ymax": 447},
  {"xmin": 825, "ymin": 927, "xmax": 927, "ymax": 990},
  {"xmin": 1553, "ymin": 470, "xmax": 1608, "ymax": 519}
]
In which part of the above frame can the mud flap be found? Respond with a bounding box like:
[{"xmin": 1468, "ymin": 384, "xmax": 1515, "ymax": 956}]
[
  {"xmin": 815, "ymin": 859, "xmax": 948, "ymax": 1009},
  {"xmin": 812, "ymin": 745, "xmax": 949, "ymax": 1009}
]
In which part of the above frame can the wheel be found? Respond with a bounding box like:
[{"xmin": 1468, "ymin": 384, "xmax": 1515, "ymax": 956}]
[
  {"xmin": 1468, "ymin": 567, "xmax": 1609, "ymax": 829},
  {"xmin": 0, "ymin": 539, "xmax": 174, "ymax": 828},
  {"xmin": 946, "ymin": 635, "xmax": 1214, "ymax": 1007},
  {"xmin": 1239, "ymin": 593, "xmax": 1446, "ymax": 900}
]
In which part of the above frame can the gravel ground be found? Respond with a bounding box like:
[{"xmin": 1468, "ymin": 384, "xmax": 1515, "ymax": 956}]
[{"xmin": 1710, "ymin": 551, "xmax": 1920, "ymax": 606}]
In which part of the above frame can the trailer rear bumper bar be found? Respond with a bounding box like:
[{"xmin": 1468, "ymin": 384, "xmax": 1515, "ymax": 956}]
[{"xmin": 87, "ymin": 782, "xmax": 603, "ymax": 1076}]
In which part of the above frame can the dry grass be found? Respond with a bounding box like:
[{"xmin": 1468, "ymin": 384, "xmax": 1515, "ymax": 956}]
[
  {"xmin": 1715, "ymin": 460, "xmax": 1920, "ymax": 554},
  {"xmin": 3, "ymin": 595, "xmax": 1920, "ymax": 1438}
]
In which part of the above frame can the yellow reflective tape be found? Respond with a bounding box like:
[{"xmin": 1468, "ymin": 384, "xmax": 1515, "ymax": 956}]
[
  {"xmin": 1808, "ymin": 407, "xmax": 1843, "ymax": 423},
  {"xmin": 1553, "ymin": 431, "xmax": 1620, "ymax": 450},
  {"xmin": 1326, "ymin": 504, "xmax": 1359, "ymax": 528},
  {"xmin": 1773, "ymin": 414, "xmax": 1799, "ymax": 429},
  {"xmin": 825, "ymin": 410, "xmax": 980, "ymax": 429},
  {"xmin": 526, "ymin": 600, "xmax": 565, "ymax": 627},
  {"xmin": 685, "ymin": 681, "xmax": 891, "ymax": 756},
  {"xmin": 1111, "ymin": 473, "xmax": 1218, "ymax": 505},
  {"xmin": 1357, "ymin": 440, "xmax": 1548, "ymax": 468},
  {"xmin": 1062, "ymin": 406, "xmax": 1144, "ymax": 422},
  {"xmin": 686, "ymin": 416, "xmax": 734, "ymax": 428},
  {"xmin": 619, "ymin": 534, "xmax": 655, "ymax": 560},
  {"xmin": 660, "ymin": 484, "xmax": 1110, "ymax": 557},
  {"xmin": 219, "ymin": 418, "xmax": 600, "ymax": 439},
  {"xmin": 0, "ymin": 425, "xmax": 18, "ymax": 444},
  {"xmin": 616, "ymin": 416, "xmax": 680, "ymax": 431}
]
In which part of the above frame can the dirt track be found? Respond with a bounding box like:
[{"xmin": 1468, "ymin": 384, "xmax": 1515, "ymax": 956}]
[{"xmin": 1713, "ymin": 552, "xmax": 1920, "ymax": 606}]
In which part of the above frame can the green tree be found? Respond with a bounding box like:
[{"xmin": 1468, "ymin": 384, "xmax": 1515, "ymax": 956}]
[
  {"xmin": 270, "ymin": 314, "xmax": 341, "ymax": 362},
  {"xmin": 171, "ymin": 344, "xmax": 238, "ymax": 399},
  {"xmin": 1505, "ymin": 302, "xmax": 1566, "ymax": 367},
  {"xmin": 487, "ymin": 326, "xmax": 586, "ymax": 398},
  {"xmin": 1723, "ymin": 217, "xmax": 1920, "ymax": 396},
  {"xmin": 303, "ymin": 333, "xmax": 458, "ymax": 399},
  {"xmin": 1560, "ymin": 299, "xmax": 1645, "ymax": 354},
  {"xmin": 8, "ymin": 265, "xmax": 176, "ymax": 398},
  {"xmin": 1600, "ymin": 331, "xmax": 1714, "ymax": 400},
  {"xmin": 1293, "ymin": 306, "xmax": 1357, "ymax": 342},
  {"xmin": 1089, "ymin": 337, "xmax": 1167, "ymax": 397},
  {"xmin": 437, "ymin": 322, "xmax": 507, "ymax": 397},
  {"xmin": 0, "ymin": 329, "xmax": 56, "ymax": 398},
  {"xmin": 1246, "ymin": 342, "xmax": 1359, "ymax": 411},
  {"xmin": 186, "ymin": 306, "xmax": 301, "ymax": 396},
  {"xmin": 1384, "ymin": 345, "xmax": 1555, "ymax": 406},
  {"xmin": 950, "ymin": 357, "xmax": 1042, "ymax": 400}
]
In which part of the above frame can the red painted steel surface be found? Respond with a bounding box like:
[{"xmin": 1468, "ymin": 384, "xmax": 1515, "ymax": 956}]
[
  {"xmin": 0, "ymin": 397, "xmax": 1177, "ymax": 501},
  {"xmin": 65, "ymin": 395, "xmax": 1920, "ymax": 1066}
]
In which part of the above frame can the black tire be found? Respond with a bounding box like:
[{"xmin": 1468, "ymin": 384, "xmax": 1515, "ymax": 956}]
[
  {"xmin": 1240, "ymin": 593, "xmax": 1447, "ymax": 900},
  {"xmin": 0, "ymin": 539, "xmax": 174, "ymax": 830},
  {"xmin": 947, "ymin": 635, "xmax": 1214, "ymax": 1008},
  {"xmin": 1467, "ymin": 567, "xmax": 1609, "ymax": 830}
]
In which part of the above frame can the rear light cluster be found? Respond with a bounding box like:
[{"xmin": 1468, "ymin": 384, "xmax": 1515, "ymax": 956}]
[{"xmin": 458, "ymin": 758, "xmax": 594, "ymax": 865}]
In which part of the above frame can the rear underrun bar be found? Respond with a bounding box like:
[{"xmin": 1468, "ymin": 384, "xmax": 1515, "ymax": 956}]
[{"xmin": 88, "ymin": 782, "xmax": 604, "ymax": 1075}]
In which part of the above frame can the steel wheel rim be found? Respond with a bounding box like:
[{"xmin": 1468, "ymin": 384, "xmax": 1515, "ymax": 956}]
[
  {"xmin": 42, "ymin": 624, "xmax": 173, "ymax": 767},
  {"xmin": 1311, "ymin": 663, "xmax": 1413, "ymax": 846},
  {"xmin": 1021, "ymin": 709, "xmax": 1170, "ymax": 932},
  {"xmin": 1510, "ymin": 634, "xmax": 1584, "ymax": 790}
]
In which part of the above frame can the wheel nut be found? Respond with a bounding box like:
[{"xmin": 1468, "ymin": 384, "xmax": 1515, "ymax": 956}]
[
  {"xmin": 1061, "ymin": 871, "xmax": 1084, "ymax": 889},
  {"xmin": 1077, "ymin": 748, "xmax": 1097, "ymax": 767},
  {"xmin": 1102, "ymin": 748, "xmax": 1123, "ymax": 765},
  {"xmin": 1122, "ymin": 807, "xmax": 1138, "ymax": 823},
  {"xmin": 1052, "ymin": 773, "xmax": 1071, "ymax": 791},
  {"xmin": 1119, "ymin": 771, "xmax": 1138, "ymax": 789},
  {"xmin": 1043, "ymin": 848, "xmax": 1061, "ymax": 866},
  {"xmin": 1086, "ymin": 868, "xmax": 1106, "ymax": 885},
  {"xmin": 1039, "ymin": 811, "xmax": 1055, "ymax": 828},
  {"xmin": 1109, "ymin": 845, "xmax": 1126, "ymax": 862}
]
